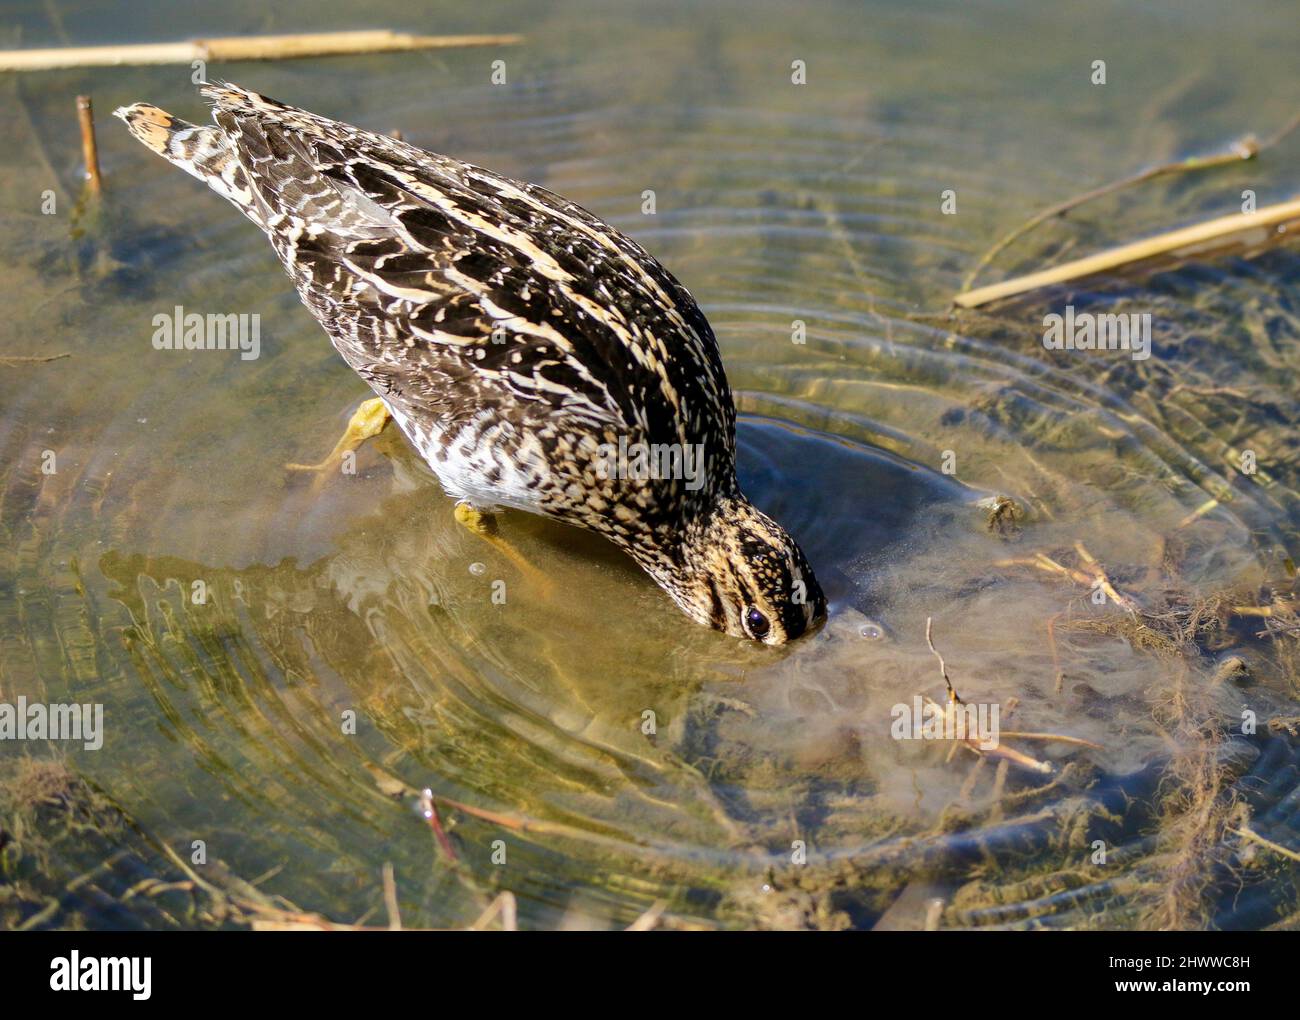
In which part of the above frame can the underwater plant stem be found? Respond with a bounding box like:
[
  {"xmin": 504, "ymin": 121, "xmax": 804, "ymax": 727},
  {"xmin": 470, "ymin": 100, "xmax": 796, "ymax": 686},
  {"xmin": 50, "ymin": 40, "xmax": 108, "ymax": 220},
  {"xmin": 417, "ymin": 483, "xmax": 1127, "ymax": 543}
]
[
  {"xmin": 381, "ymin": 862, "xmax": 401, "ymax": 930},
  {"xmin": 1046, "ymin": 612, "xmax": 1065, "ymax": 694},
  {"xmin": 999, "ymin": 731, "xmax": 1104, "ymax": 750},
  {"xmin": 419, "ymin": 788, "xmax": 459, "ymax": 863}
]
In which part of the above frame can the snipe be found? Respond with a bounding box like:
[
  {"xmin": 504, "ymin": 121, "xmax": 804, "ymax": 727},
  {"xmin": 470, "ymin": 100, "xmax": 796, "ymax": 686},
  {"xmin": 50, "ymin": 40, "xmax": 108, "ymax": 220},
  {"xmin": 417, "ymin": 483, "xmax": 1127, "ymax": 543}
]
[{"xmin": 117, "ymin": 83, "xmax": 825, "ymax": 643}]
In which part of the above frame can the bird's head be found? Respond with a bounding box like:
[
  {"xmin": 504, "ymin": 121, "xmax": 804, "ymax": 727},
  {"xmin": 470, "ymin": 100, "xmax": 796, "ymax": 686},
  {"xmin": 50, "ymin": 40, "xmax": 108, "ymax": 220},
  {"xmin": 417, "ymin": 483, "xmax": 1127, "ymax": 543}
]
[{"xmin": 646, "ymin": 493, "xmax": 826, "ymax": 645}]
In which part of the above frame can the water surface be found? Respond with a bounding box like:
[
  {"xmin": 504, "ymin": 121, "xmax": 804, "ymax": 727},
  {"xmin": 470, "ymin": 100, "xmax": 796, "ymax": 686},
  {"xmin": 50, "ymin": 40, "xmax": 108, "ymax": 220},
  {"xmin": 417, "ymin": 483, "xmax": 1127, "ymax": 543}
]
[{"xmin": 1, "ymin": 0, "xmax": 1298, "ymax": 929}]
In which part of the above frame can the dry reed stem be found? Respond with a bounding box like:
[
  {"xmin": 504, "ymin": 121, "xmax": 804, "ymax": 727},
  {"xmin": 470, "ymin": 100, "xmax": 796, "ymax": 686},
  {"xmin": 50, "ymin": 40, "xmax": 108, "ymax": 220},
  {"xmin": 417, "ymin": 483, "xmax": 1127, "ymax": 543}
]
[
  {"xmin": 955, "ymin": 197, "xmax": 1300, "ymax": 308},
  {"xmin": 956, "ymin": 109, "xmax": 1300, "ymax": 300},
  {"xmin": 0, "ymin": 31, "xmax": 524, "ymax": 71}
]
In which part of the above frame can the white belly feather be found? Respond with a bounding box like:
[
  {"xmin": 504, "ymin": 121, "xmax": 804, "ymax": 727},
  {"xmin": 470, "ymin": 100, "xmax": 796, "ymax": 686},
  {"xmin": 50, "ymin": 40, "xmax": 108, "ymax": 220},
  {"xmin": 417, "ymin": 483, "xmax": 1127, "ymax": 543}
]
[{"xmin": 384, "ymin": 401, "xmax": 548, "ymax": 514}]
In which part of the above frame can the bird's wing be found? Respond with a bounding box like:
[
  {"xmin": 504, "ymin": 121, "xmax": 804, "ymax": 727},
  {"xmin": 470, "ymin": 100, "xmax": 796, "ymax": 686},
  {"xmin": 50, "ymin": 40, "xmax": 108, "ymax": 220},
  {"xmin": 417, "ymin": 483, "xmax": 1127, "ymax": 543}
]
[{"xmin": 196, "ymin": 83, "xmax": 735, "ymax": 454}]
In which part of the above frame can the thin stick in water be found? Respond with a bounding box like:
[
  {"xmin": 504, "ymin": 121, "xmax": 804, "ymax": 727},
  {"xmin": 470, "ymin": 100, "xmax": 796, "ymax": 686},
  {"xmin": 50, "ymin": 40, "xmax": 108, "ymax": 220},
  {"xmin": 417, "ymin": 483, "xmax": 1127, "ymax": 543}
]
[
  {"xmin": 76, "ymin": 94, "xmax": 102, "ymax": 195},
  {"xmin": 925, "ymin": 616, "xmax": 960, "ymax": 704}
]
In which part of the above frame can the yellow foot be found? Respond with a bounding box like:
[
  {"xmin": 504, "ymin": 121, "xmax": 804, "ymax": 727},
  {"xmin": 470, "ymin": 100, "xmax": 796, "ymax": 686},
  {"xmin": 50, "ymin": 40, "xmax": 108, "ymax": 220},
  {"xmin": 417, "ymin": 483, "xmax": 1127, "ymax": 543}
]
[
  {"xmin": 286, "ymin": 397, "xmax": 391, "ymax": 480},
  {"xmin": 453, "ymin": 502, "xmax": 554, "ymax": 599}
]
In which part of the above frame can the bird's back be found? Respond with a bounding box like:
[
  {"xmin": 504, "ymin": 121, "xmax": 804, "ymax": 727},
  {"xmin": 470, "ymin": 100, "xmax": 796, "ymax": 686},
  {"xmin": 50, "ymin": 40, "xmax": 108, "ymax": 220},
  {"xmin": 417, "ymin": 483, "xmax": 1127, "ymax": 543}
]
[{"xmin": 118, "ymin": 84, "xmax": 738, "ymax": 536}]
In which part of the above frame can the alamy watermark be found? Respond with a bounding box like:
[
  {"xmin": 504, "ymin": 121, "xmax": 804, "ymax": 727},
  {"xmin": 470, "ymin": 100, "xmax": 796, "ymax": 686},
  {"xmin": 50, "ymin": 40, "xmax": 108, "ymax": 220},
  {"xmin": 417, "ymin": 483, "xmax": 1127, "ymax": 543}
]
[
  {"xmin": 595, "ymin": 435, "xmax": 707, "ymax": 491},
  {"xmin": 890, "ymin": 696, "xmax": 1000, "ymax": 751},
  {"xmin": 0, "ymin": 696, "xmax": 103, "ymax": 750},
  {"xmin": 50, "ymin": 951, "xmax": 150, "ymax": 1000},
  {"xmin": 1043, "ymin": 305, "xmax": 1151, "ymax": 361},
  {"xmin": 151, "ymin": 305, "xmax": 261, "ymax": 360}
]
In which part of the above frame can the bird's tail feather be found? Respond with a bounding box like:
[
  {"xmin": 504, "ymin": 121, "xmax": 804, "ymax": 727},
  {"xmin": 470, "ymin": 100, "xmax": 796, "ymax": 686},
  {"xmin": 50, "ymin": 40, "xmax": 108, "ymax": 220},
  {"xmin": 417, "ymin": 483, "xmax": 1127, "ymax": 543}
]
[{"xmin": 114, "ymin": 102, "xmax": 262, "ymax": 222}]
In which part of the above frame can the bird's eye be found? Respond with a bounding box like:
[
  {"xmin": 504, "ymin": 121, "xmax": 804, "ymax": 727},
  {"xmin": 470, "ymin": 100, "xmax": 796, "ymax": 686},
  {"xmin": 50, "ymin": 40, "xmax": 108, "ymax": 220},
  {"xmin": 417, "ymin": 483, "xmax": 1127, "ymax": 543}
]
[{"xmin": 744, "ymin": 607, "xmax": 770, "ymax": 639}]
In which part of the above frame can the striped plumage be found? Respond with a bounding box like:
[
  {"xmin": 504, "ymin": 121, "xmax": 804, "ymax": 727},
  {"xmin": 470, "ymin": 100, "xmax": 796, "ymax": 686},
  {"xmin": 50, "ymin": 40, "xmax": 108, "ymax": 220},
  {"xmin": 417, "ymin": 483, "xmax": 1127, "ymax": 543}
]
[{"xmin": 116, "ymin": 83, "xmax": 825, "ymax": 643}]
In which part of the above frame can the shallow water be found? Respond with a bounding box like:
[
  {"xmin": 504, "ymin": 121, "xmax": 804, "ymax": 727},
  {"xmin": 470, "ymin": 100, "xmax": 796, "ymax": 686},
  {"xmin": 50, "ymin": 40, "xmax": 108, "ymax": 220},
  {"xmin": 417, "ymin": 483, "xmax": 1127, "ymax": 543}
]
[{"xmin": 1, "ymin": 0, "xmax": 1299, "ymax": 929}]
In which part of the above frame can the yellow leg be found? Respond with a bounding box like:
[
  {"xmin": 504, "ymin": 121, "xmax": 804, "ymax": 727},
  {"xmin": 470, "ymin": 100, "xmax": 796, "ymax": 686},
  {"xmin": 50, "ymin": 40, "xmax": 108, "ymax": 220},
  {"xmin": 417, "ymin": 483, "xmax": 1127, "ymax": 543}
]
[
  {"xmin": 286, "ymin": 397, "xmax": 391, "ymax": 478},
  {"xmin": 453, "ymin": 502, "xmax": 554, "ymax": 598}
]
